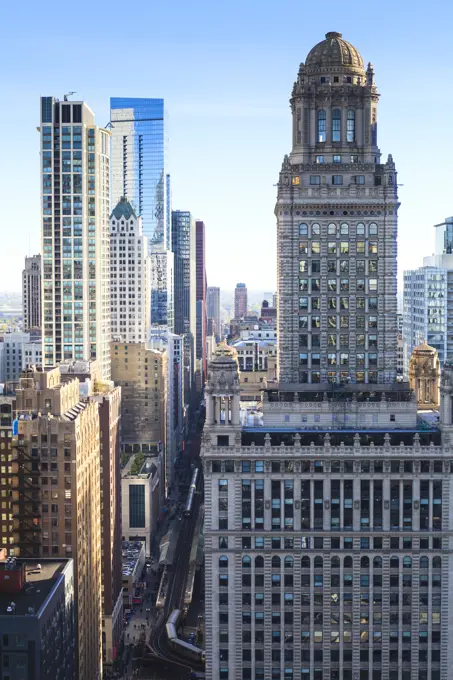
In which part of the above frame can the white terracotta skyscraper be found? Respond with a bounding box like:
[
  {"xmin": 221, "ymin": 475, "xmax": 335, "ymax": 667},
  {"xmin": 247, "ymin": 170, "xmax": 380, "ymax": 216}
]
[{"xmin": 110, "ymin": 197, "xmax": 150, "ymax": 343}]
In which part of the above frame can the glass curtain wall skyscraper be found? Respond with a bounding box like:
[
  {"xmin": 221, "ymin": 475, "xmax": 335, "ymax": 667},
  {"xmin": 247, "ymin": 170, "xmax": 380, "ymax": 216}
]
[{"xmin": 110, "ymin": 98, "xmax": 173, "ymax": 330}]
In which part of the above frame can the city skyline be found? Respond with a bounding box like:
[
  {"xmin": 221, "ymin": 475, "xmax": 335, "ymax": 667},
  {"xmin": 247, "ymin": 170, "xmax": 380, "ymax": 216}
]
[{"xmin": 2, "ymin": 1, "xmax": 453, "ymax": 291}]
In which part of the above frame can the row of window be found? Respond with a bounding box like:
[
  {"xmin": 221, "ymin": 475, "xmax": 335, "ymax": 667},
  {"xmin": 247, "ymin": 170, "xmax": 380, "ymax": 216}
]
[
  {"xmin": 237, "ymin": 536, "xmax": 442, "ymax": 550},
  {"xmin": 300, "ymin": 260, "xmax": 378, "ymax": 275},
  {"xmin": 317, "ymin": 109, "xmax": 355, "ymax": 143},
  {"xmin": 214, "ymin": 459, "xmax": 448, "ymax": 474},
  {"xmin": 299, "ymin": 280, "xmax": 377, "ymax": 295},
  {"xmin": 307, "ymin": 174, "xmax": 367, "ymax": 186},
  {"xmin": 219, "ymin": 669, "xmax": 441, "ymax": 680},
  {"xmin": 220, "ymin": 554, "xmax": 441, "ymax": 570},
  {"xmin": 314, "ymin": 154, "xmax": 359, "ymax": 164},
  {"xmin": 299, "ymin": 353, "xmax": 377, "ymax": 367},
  {"xmin": 299, "ymin": 241, "xmax": 378, "ymax": 255},
  {"xmin": 299, "ymin": 222, "xmax": 378, "ymax": 236}
]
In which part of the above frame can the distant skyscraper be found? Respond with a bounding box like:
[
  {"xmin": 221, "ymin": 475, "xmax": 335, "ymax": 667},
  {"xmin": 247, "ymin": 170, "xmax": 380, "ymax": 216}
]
[
  {"xmin": 403, "ymin": 255, "xmax": 453, "ymax": 368},
  {"xmin": 0, "ymin": 332, "xmax": 42, "ymax": 383},
  {"xmin": 110, "ymin": 197, "xmax": 150, "ymax": 342},
  {"xmin": 196, "ymin": 220, "xmax": 207, "ymax": 384},
  {"xmin": 40, "ymin": 96, "xmax": 111, "ymax": 379},
  {"xmin": 207, "ymin": 286, "xmax": 221, "ymax": 341},
  {"xmin": 276, "ymin": 31, "xmax": 398, "ymax": 385},
  {"xmin": 172, "ymin": 211, "xmax": 197, "ymax": 406},
  {"xmin": 110, "ymin": 98, "xmax": 173, "ymax": 330},
  {"xmin": 434, "ymin": 216, "xmax": 453, "ymax": 255},
  {"xmin": 234, "ymin": 282, "xmax": 247, "ymax": 319},
  {"xmin": 148, "ymin": 328, "xmax": 184, "ymax": 492},
  {"xmin": 22, "ymin": 254, "xmax": 41, "ymax": 331}
]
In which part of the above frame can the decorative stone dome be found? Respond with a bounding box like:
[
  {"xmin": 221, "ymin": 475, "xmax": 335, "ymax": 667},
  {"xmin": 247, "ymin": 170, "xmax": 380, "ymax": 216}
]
[
  {"xmin": 413, "ymin": 340, "xmax": 436, "ymax": 354},
  {"xmin": 305, "ymin": 31, "xmax": 364, "ymax": 75}
]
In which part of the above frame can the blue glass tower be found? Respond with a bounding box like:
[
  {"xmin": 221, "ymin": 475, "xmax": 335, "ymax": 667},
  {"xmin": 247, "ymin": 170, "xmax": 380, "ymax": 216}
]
[
  {"xmin": 111, "ymin": 98, "xmax": 173, "ymax": 329},
  {"xmin": 110, "ymin": 98, "xmax": 170, "ymax": 249}
]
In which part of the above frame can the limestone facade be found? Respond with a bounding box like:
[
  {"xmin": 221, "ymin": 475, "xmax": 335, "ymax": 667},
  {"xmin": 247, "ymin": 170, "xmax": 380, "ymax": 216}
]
[{"xmin": 201, "ymin": 347, "xmax": 453, "ymax": 680}]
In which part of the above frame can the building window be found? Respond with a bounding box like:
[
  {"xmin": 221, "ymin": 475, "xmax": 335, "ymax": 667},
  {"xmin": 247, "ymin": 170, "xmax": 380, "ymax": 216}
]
[
  {"xmin": 333, "ymin": 155, "xmax": 341, "ymax": 163},
  {"xmin": 310, "ymin": 176, "xmax": 320, "ymax": 185},
  {"xmin": 332, "ymin": 109, "xmax": 341, "ymax": 142},
  {"xmin": 332, "ymin": 175, "xmax": 343, "ymax": 185},
  {"xmin": 347, "ymin": 110, "xmax": 355, "ymax": 142},
  {"xmin": 317, "ymin": 110, "xmax": 326, "ymax": 143},
  {"xmin": 315, "ymin": 155, "xmax": 324, "ymax": 164},
  {"xmin": 355, "ymin": 175, "xmax": 365, "ymax": 184}
]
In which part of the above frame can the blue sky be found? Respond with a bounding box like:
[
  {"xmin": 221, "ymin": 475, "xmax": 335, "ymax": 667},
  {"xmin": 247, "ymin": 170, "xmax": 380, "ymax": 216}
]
[{"xmin": 1, "ymin": 0, "xmax": 452, "ymax": 293}]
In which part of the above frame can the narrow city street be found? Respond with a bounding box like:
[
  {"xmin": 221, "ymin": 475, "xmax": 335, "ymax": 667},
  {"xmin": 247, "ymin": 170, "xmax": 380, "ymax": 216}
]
[{"xmin": 120, "ymin": 423, "xmax": 205, "ymax": 680}]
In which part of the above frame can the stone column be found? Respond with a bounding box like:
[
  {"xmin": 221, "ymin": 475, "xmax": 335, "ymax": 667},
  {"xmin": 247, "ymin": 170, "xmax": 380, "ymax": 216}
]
[
  {"xmin": 215, "ymin": 397, "xmax": 221, "ymax": 424},
  {"xmin": 310, "ymin": 108, "xmax": 316, "ymax": 146}
]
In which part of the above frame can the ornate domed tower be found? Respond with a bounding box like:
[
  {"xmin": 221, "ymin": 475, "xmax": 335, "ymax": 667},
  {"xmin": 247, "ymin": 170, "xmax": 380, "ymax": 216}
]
[
  {"xmin": 204, "ymin": 342, "xmax": 241, "ymax": 446},
  {"xmin": 409, "ymin": 341, "xmax": 440, "ymax": 409},
  {"xmin": 276, "ymin": 32, "xmax": 399, "ymax": 385}
]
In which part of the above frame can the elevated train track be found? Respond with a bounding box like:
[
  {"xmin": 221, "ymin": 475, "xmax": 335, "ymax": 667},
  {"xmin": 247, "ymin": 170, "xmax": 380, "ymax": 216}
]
[{"xmin": 138, "ymin": 465, "xmax": 204, "ymax": 675}]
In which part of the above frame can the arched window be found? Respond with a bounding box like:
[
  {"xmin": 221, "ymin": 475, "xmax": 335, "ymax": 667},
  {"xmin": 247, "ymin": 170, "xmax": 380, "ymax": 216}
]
[
  {"xmin": 311, "ymin": 223, "xmax": 320, "ymax": 236},
  {"xmin": 390, "ymin": 556, "xmax": 399, "ymax": 569},
  {"xmin": 332, "ymin": 109, "xmax": 341, "ymax": 142},
  {"xmin": 420, "ymin": 557, "xmax": 429, "ymax": 569},
  {"xmin": 344, "ymin": 556, "xmax": 353, "ymax": 568},
  {"xmin": 219, "ymin": 555, "xmax": 228, "ymax": 568},
  {"xmin": 272, "ymin": 556, "xmax": 281, "ymax": 569},
  {"xmin": 299, "ymin": 223, "xmax": 308, "ymax": 236},
  {"xmin": 403, "ymin": 556, "xmax": 412, "ymax": 569},
  {"xmin": 255, "ymin": 556, "xmax": 264, "ymax": 569},
  {"xmin": 356, "ymin": 222, "xmax": 365, "ymax": 235},
  {"xmin": 433, "ymin": 556, "xmax": 442, "ymax": 569},
  {"xmin": 369, "ymin": 222, "xmax": 378, "ymax": 236},
  {"xmin": 340, "ymin": 222, "xmax": 349, "ymax": 235},
  {"xmin": 301, "ymin": 556, "xmax": 310, "ymax": 569},
  {"xmin": 331, "ymin": 556, "xmax": 340, "ymax": 569},
  {"xmin": 314, "ymin": 556, "xmax": 323, "ymax": 569},
  {"xmin": 373, "ymin": 557, "xmax": 382, "ymax": 568},
  {"xmin": 361, "ymin": 556, "xmax": 370, "ymax": 569},
  {"xmin": 347, "ymin": 109, "xmax": 355, "ymax": 142},
  {"xmin": 284, "ymin": 556, "xmax": 293, "ymax": 569},
  {"xmin": 242, "ymin": 555, "xmax": 251, "ymax": 569},
  {"xmin": 317, "ymin": 110, "xmax": 326, "ymax": 143}
]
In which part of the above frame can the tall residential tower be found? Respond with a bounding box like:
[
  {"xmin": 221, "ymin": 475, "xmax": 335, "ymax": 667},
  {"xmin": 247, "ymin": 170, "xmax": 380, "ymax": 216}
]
[
  {"xmin": 207, "ymin": 286, "xmax": 221, "ymax": 341},
  {"xmin": 40, "ymin": 97, "xmax": 111, "ymax": 379},
  {"xmin": 172, "ymin": 210, "xmax": 197, "ymax": 406},
  {"xmin": 276, "ymin": 32, "xmax": 399, "ymax": 385},
  {"xmin": 234, "ymin": 283, "xmax": 248, "ymax": 320},
  {"xmin": 22, "ymin": 254, "xmax": 42, "ymax": 331},
  {"xmin": 196, "ymin": 220, "xmax": 207, "ymax": 386}
]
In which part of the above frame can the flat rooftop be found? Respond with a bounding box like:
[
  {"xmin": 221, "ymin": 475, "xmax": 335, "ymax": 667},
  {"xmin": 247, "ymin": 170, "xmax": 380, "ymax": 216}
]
[
  {"xmin": 0, "ymin": 560, "xmax": 67, "ymax": 617},
  {"xmin": 241, "ymin": 429, "xmax": 442, "ymax": 447},
  {"xmin": 265, "ymin": 382, "xmax": 413, "ymax": 402}
]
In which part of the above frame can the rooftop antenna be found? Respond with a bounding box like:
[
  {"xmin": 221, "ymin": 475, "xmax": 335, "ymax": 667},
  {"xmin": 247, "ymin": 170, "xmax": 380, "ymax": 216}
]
[{"xmin": 63, "ymin": 92, "xmax": 77, "ymax": 101}]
